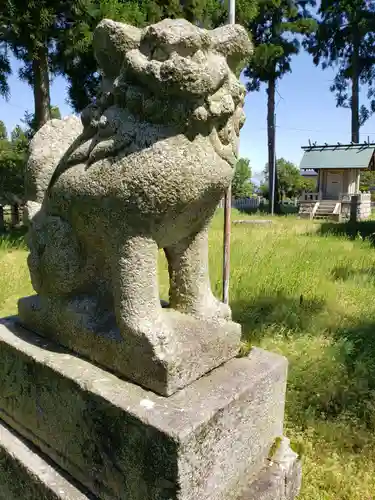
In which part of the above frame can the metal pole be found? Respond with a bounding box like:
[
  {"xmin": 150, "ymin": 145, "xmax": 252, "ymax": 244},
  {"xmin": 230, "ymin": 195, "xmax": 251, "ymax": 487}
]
[{"xmin": 222, "ymin": 0, "xmax": 235, "ymax": 305}]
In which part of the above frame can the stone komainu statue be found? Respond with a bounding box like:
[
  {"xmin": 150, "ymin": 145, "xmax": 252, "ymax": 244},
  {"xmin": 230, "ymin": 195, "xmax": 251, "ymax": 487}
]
[{"xmin": 20, "ymin": 18, "xmax": 252, "ymax": 395}]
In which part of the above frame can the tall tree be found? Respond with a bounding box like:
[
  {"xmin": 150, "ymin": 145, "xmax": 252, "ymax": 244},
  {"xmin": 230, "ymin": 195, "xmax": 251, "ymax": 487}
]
[
  {"xmin": 0, "ymin": 0, "xmax": 78, "ymax": 130},
  {"xmin": 0, "ymin": 41, "xmax": 11, "ymax": 99},
  {"xmin": 245, "ymin": 0, "xmax": 316, "ymax": 213},
  {"xmin": 53, "ymin": 0, "xmax": 146, "ymax": 113},
  {"xmin": 304, "ymin": 0, "xmax": 375, "ymax": 143},
  {"xmin": 0, "ymin": 1, "xmax": 142, "ymax": 128}
]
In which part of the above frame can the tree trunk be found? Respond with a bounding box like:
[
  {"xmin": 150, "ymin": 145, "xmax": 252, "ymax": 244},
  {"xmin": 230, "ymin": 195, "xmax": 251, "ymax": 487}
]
[
  {"xmin": 267, "ymin": 77, "xmax": 280, "ymax": 213},
  {"xmin": 351, "ymin": 28, "xmax": 360, "ymax": 143},
  {"xmin": 32, "ymin": 44, "xmax": 51, "ymax": 131}
]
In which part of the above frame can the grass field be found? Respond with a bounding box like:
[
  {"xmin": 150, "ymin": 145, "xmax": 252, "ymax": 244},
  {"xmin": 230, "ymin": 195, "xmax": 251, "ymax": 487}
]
[{"xmin": 3, "ymin": 212, "xmax": 375, "ymax": 499}]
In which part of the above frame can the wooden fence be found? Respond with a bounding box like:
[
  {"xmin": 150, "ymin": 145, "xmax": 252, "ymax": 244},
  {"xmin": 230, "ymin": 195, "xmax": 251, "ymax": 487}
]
[
  {"xmin": 218, "ymin": 197, "xmax": 263, "ymax": 210},
  {"xmin": 0, "ymin": 196, "xmax": 301, "ymax": 231},
  {"xmin": 218, "ymin": 197, "xmax": 298, "ymax": 211}
]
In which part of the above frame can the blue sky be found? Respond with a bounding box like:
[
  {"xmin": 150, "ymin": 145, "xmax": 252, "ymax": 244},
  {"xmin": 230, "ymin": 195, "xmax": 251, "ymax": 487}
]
[{"xmin": 2, "ymin": 52, "xmax": 375, "ymax": 183}]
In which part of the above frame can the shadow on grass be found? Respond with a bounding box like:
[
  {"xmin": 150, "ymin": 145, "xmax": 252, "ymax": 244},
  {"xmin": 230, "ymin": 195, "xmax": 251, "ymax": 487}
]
[
  {"xmin": 238, "ymin": 204, "xmax": 269, "ymax": 215},
  {"xmin": 318, "ymin": 220, "xmax": 375, "ymax": 244},
  {"xmin": 332, "ymin": 321, "xmax": 375, "ymax": 420},
  {"xmin": 331, "ymin": 265, "xmax": 375, "ymax": 283},
  {"xmin": 233, "ymin": 292, "xmax": 375, "ymax": 436},
  {"xmin": 0, "ymin": 226, "xmax": 27, "ymax": 249},
  {"xmin": 238, "ymin": 204, "xmax": 299, "ymax": 216},
  {"xmin": 233, "ymin": 293, "xmax": 326, "ymax": 344}
]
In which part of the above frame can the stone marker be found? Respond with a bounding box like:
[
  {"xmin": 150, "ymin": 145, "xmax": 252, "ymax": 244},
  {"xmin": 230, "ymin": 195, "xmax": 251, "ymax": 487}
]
[
  {"xmin": 0, "ymin": 17, "xmax": 301, "ymax": 500},
  {"xmin": 233, "ymin": 219, "xmax": 273, "ymax": 225}
]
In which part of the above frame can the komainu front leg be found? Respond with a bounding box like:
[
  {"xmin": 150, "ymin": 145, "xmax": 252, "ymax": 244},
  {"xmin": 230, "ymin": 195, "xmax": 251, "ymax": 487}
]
[
  {"xmin": 164, "ymin": 226, "xmax": 231, "ymax": 321},
  {"xmin": 111, "ymin": 235, "xmax": 172, "ymax": 348}
]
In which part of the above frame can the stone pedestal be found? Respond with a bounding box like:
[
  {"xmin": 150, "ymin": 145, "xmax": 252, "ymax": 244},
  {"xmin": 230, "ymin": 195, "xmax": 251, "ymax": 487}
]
[
  {"xmin": 0, "ymin": 317, "xmax": 301, "ymax": 500},
  {"xmin": 18, "ymin": 294, "xmax": 241, "ymax": 396}
]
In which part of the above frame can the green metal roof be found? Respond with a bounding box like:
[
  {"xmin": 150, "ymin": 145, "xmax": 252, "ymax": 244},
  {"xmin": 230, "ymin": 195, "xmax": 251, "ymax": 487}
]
[{"xmin": 300, "ymin": 143, "xmax": 375, "ymax": 171}]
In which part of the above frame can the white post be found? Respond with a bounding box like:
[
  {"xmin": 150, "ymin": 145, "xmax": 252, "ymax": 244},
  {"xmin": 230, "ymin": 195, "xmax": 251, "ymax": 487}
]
[{"xmin": 229, "ymin": 0, "xmax": 235, "ymax": 23}]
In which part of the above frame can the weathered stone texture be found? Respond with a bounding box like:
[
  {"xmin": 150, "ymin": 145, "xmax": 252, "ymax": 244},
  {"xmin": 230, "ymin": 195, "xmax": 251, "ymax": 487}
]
[
  {"xmin": 0, "ymin": 418, "xmax": 300, "ymax": 500},
  {"xmin": 0, "ymin": 318, "xmax": 287, "ymax": 500},
  {"xmin": 356, "ymin": 192, "xmax": 372, "ymax": 220},
  {"xmin": 20, "ymin": 18, "xmax": 252, "ymax": 395},
  {"xmin": 0, "ymin": 420, "xmax": 92, "ymax": 500},
  {"xmin": 18, "ymin": 294, "xmax": 241, "ymax": 396},
  {"xmin": 26, "ymin": 116, "xmax": 83, "ymax": 203},
  {"xmin": 240, "ymin": 438, "xmax": 302, "ymax": 500}
]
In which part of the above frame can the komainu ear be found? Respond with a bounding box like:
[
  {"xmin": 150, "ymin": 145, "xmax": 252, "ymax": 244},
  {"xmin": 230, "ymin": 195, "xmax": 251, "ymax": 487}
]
[
  {"xmin": 210, "ymin": 24, "xmax": 253, "ymax": 72},
  {"xmin": 93, "ymin": 19, "xmax": 142, "ymax": 78}
]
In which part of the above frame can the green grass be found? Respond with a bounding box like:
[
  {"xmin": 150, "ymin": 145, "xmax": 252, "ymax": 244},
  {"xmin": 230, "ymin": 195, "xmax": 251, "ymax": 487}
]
[{"xmin": 3, "ymin": 212, "xmax": 375, "ymax": 498}]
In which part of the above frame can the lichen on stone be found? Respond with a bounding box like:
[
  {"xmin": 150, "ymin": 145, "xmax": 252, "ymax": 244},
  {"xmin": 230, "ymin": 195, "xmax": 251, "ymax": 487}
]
[{"xmin": 268, "ymin": 436, "xmax": 283, "ymax": 460}]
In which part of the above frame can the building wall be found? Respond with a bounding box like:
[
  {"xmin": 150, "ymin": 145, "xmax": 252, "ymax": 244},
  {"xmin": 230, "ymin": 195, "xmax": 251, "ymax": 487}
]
[
  {"xmin": 323, "ymin": 170, "xmax": 344, "ymax": 198},
  {"xmin": 346, "ymin": 168, "xmax": 360, "ymax": 194},
  {"xmin": 319, "ymin": 168, "xmax": 361, "ymax": 198}
]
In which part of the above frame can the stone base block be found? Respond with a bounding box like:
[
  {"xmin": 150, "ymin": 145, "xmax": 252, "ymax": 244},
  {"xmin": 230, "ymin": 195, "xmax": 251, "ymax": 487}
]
[
  {"xmin": 0, "ymin": 317, "xmax": 289, "ymax": 500},
  {"xmin": 0, "ymin": 420, "xmax": 301, "ymax": 500},
  {"xmin": 18, "ymin": 295, "xmax": 241, "ymax": 396},
  {"xmin": 0, "ymin": 420, "xmax": 93, "ymax": 500}
]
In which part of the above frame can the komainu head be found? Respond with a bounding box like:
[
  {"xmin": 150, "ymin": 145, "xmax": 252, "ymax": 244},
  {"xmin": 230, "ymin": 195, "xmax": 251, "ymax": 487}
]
[
  {"xmin": 78, "ymin": 18, "xmax": 252, "ymax": 162},
  {"xmin": 40, "ymin": 18, "xmax": 252, "ymax": 195}
]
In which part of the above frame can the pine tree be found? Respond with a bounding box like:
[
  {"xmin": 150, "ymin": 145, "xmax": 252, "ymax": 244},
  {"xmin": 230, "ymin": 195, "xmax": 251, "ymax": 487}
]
[
  {"xmin": 0, "ymin": 0, "xmax": 74, "ymax": 130},
  {"xmin": 0, "ymin": 41, "xmax": 11, "ymax": 99},
  {"xmin": 0, "ymin": 1, "xmax": 146, "ymax": 128},
  {"xmin": 304, "ymin": 0, "xmax": 375, "ymax": 143},
  {"xmin": 245, "ymin": 0, "xmax": 316, "ymax": 213},
  {"xmin": 53, "ymin": 0, "xmax": 146, "ymax": 113}
]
